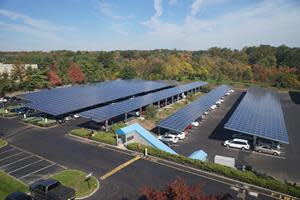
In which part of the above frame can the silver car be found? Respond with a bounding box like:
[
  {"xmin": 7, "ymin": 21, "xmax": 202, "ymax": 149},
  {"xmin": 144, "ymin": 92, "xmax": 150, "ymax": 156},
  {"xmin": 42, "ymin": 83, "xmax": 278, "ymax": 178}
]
[{"xmin": 254, "ymin": 145, "xmax": 281, "ymax": 156}]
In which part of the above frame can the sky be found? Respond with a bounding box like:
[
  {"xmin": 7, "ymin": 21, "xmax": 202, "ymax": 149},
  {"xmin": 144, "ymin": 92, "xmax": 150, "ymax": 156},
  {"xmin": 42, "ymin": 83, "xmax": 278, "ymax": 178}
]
[{"xmin": 0, "ymin": 0, "xmax": 300, "ymax": 51}]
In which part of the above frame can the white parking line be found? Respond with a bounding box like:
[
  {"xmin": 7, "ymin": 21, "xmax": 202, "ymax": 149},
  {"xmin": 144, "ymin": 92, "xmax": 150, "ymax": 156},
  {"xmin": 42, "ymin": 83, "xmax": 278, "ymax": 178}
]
[
  {"xmin": 0, "ymin": 148, "xmax": 16, "ymax": 155},
  {"xmin": 0, "ymin": 152, "xmax": 23, "ymax": 162},
  {"xmin": 8, "ymin": 159, "xmax": 43, "ymax": 174},
  {"xmin": 0, "ymin": 155, "xmax": 34, "ymax": 169},
  {"xmin": 19, "ymin": 163, "xmax": 55, "ymax": 180}
]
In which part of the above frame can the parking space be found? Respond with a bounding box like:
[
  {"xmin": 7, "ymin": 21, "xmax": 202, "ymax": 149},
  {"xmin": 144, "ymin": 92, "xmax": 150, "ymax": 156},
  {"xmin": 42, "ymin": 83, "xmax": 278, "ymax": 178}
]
[
  {"xmin": 0, "ymin": 145, "xmax": 65, "ymax": 185},
  {"xmin": 171, "ymin": 90, "xmax": 300, "ymax": 183}
]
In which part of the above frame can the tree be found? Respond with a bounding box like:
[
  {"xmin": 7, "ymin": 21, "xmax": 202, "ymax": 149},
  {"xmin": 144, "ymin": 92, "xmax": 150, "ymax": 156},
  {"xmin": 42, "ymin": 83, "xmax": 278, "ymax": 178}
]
[
  {"xmin": 67, "ymin": 63, "xmax": 85, "ymax": 84},
  {"xmin": 11, "ymin": 60, "xmax": 26, "ymax": 83},
  {"xmin": 119, "ymin": 65, "xmax": 137, "ymax": 79},
  {"xmin": 145, "ymin": 105, "xmax": 157, "ymax": 120},
  {"xmin": 48, "ymin": 70, "xmax": 62, "ymax": 86},
  {"xmin": 140, "ymin": 177, "xmax": 226, "ymax": 200}
]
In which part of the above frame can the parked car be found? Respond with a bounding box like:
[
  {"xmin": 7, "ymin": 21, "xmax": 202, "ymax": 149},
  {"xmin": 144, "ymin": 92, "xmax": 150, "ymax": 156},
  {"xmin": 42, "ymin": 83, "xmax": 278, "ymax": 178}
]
[
  {"xmin": 236, "ymin": 164, "xmax": 252, "ymax": 171},
  {"xmin": 231, "ymin": 133, "xmax": 254, "ymax": 142},
  {"xmin": 158, "ymin": 134, "xmax": 178, "ymax": 144},
  {"xmin": 204, "ymin": 111, "xmax": 209, "ymax": 115},
  {"xmin": 64, "ymin": 116, "xmax": 72, "ymax": 121},
  {"xmin": 225, "ymin": 92, "xmax": 230, "ymax": 96},
  {"xmin": 167, "ymin": 132, "xmax": 186, "ymax": 140},
  {"xmin": 5, "ymin": 191, "xmax": 32, "ymax": 200},
  {"xmin": 30, "ymin": 179, "xmax": 75, "ymax": 200},
  {"xmin": 256, "ymin": 138, "xmax": 281, "ymax": 149},
  {"xmin": 254, "ymin": 145, "xmax": 281, "ymax": 156},
  {"xmin": 224, "ymin": 138, "xmax": 250, "ymax": 150},
  {"xmin": 0, "ymin": 97, "xmax": 8, "ymax": 103},
  {"xmin": 210, "ymin": 105, "xmax": 217, "ymax": 110},
  {"xmin": 191, "ymin": 121, "xmax": 199, "ymax": 127},
  {"xmin": 229, "ymin": 89, "xmax": 235, "ymax": 93},
  {"xmin": 73, "ymin": 114, "xmax": 80, "ymax": 118}
]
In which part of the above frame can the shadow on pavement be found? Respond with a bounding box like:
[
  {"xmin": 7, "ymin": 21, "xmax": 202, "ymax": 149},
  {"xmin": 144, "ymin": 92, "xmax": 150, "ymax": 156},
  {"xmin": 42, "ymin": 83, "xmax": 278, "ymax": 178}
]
[
  {"xmin": 289, "ymin": 91, "xmax": 300, "ymax": 105},
  {"xmin": 208, "ymin": 92, "xmax": 246, "ymax": 141}
]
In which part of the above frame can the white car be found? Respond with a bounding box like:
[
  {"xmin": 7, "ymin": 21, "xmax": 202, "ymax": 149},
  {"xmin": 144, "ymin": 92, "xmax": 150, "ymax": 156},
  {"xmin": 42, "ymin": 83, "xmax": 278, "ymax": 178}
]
[
  {"xmin": 167, "ymin": 132, "xmax": 186, "ymax": 140},
  {"xmin": 219, "ymin": 99, "xmax": 224, "ymax": 103},
  {"xmin": 64, "ymin": 116, "xmax": 72, "ymax": 121},
  {"xmin": 210, "ymin": 105, "xmax": 217, "ymax": 110},
  {"xmin": 225, "ymin": 92, "xmax": 230, "ymax": 96},
  {"xmin": 224, "ymin": 138, "xmax": 250, "ymax": 150},
  {"xmin": 0, "ymin": 98, "xmax": 7, "ymax": 103},
  {"xmin": 229, "ymin": 89, "xmax": 235, "ymax": 93},
  {"xmin": 204, "ymin": 111, "xmax": 209, "ymax": 115},
  {"xmin": 158, "ymin": 134, "xmax": 179, "ymax": 144},
  {"xmin": 191, "ymin": 121, "xmax": 199, "ymax": 127},
  {"xmin": 73, "ymin": 114, "xmax": 80, "ymax": 118},
  {"xmin": 216, "ymin": 101, "xmax": 221, "ymax": 105}
]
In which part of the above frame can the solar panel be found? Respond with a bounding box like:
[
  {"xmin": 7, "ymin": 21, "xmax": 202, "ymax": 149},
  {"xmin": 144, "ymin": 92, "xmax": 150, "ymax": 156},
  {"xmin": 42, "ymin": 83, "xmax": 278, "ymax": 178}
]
[
  {"xmin": 79, "ymin": 81, "xmax": 208, "ymax": 122},
  {"xmin": 21, "ymin": 79, "xmax": 169, "ymax": 116},
  {"xmin": 158, "ymin": 85, "xmax": 231, "ymax": 133},
  {"xmin": 224, "ymin": 87, "xmax": 289, "ymax": 144}
]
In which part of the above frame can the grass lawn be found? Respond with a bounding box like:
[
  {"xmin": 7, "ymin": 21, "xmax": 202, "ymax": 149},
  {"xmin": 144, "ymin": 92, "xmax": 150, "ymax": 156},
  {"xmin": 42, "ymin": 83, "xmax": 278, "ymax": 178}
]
[
  {"xmin": 0, "ymin": 108, "xmax": 17, "ymax": 118},
  {"xmin": 0, "ymin": 170, "xmax": 28, "ymax": 200},
  {"xmin": 0, "ymin": 139, "xmax": 7, "ymax": 148},
  {"xmin": 51, "ymin": 169, "xmax": 98, "ymax": 198},
  {"xmin": 22, "ymin": 117, "xmax": 56, "ymax": 127},
  {"xmin": 70, "ymin": 128, "xmax": 117, "ymax": 145}
]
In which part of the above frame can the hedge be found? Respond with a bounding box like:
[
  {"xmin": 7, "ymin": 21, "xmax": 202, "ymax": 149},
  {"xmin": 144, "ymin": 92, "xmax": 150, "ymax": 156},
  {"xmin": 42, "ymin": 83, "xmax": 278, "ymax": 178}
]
[
  {"xmin": 70, "ymin": 128, "xmax": 116, "ymax": 145},
  {"xmin": 22, "ymin": 117, "xmax": 56, "ymax": 127},
  {"xmin": 127, "ymin": 143, "xmax": 300, "ymax": 198}
]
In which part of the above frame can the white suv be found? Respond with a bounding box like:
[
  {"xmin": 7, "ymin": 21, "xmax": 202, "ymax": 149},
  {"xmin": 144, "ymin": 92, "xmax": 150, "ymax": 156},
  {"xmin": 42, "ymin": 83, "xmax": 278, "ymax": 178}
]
[
  {"xmin": 167, "ymin": 132, "xmax": 186, "ymax": 140},
  {"xmin": 224, "ymin": 138, "xmax": 250, "ymax": 150},
  {"xmin": 158, "ymin": 134, "xmax": 179, "ymax": 144}
]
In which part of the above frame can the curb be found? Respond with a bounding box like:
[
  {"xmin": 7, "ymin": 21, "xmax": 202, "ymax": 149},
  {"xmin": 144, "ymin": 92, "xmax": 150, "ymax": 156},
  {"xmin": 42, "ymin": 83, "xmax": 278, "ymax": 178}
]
[{"xmin": 75, "ymin": 177, "xmax": 100, "ymax": 200}]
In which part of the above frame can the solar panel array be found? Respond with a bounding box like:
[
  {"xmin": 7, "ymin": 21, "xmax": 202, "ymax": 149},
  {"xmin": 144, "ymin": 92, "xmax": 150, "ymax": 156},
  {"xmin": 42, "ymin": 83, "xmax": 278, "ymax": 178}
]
[
  {"xmin": 158, "ymin": 85, "xmax": 231, "ymax": 133},
  {"xmin": 80, "ymin": 81, "xmax": 207, "ymax": 122},
  {"xmin": 21, "ymin": 79, "xmax": 169, "ymax": 116},
  {"xmin": 224, "ymin": 87, "xmax": 289, "ymax": 144}
]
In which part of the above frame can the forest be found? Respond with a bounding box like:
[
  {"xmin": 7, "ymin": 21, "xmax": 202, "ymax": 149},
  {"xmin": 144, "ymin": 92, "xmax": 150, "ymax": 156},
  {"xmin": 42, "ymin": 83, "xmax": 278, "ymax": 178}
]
[{"xmin": 0, "ymin": 44, "xmax": 299, "ymax": 95}]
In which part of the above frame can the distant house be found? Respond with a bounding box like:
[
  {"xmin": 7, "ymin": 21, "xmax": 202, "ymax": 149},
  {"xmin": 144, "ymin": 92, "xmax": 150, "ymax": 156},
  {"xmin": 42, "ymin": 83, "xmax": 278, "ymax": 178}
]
[{"xmin": 0, "ymin": 63, "xmax": 38, "ymax": 75}]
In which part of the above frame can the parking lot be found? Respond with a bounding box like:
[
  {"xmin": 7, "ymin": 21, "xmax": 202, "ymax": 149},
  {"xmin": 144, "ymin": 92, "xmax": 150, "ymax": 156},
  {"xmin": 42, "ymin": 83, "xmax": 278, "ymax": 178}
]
[
  {"xmin": 0, "ymin": 145, "xmax": 65, "ymax": 184},
  {"xmin": 172, "ymin": 90, "xmax": 300, "ymax": 183}
]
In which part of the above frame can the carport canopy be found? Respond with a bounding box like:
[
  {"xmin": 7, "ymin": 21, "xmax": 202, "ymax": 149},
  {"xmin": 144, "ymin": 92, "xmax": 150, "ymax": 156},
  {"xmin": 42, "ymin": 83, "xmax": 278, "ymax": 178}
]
[
  {"xmin": 224, "ymin": 87, "xmax": 289, "ymax": 144},
  {"xmin": 157, "ymin": 85, "xmax": 231, "ymax": 133}
]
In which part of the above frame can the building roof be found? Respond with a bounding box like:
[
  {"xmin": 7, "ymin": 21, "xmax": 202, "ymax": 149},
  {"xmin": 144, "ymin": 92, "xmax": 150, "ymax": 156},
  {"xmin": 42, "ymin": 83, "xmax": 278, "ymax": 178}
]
[{"xmin": 116, "ymin": 123, "xmax": 178, "ymax": 155}]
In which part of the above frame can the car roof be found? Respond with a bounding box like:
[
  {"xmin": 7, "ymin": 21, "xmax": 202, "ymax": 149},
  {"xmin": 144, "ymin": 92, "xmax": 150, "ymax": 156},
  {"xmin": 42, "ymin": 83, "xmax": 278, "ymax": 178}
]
[{"xmin": 232, "ymin": 138, "xmax": 248, "ymax": 142}]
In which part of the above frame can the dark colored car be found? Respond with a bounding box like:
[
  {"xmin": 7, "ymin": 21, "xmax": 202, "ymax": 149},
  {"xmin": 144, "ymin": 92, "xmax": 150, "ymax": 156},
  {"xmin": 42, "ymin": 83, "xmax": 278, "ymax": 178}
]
[
  {"xmin": 236, "ymin": 164, "xmax": 252, "ymax": 171},
  {"xmin": 5, "ymin": 191, "xmax": 32, "ymax": 200},
  {"xmin": 30, "ymin": 179, "xmax": 75, "ymax": 200}
]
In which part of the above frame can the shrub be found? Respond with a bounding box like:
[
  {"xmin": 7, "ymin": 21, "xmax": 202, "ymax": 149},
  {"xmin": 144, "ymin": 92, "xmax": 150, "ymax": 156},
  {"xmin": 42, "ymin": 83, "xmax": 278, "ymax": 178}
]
[
  {"xmin": 127, "ymin": 143, "xmax": 300, "ymax": 198},
  {"xmin": 145, "ymin": 105, "xmax": 157, "ymax": 120}
]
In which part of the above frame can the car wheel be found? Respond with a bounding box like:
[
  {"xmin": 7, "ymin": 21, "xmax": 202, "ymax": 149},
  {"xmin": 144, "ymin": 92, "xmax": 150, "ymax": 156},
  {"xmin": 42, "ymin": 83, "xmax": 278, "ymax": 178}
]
[
  {"xmin": 225, "ymin": 144, "xmax": 229, "ymax": 147},
  {"xmin": 273, "ymin": 152, "xmax": 278, "ymax": 156},
  {"xmin": 241, "ymin": 147, "xmax": 245, "ymax": 150},
  {"xmin": 258, "ymin": 150, "xmax": 262, "ymax": 153}
]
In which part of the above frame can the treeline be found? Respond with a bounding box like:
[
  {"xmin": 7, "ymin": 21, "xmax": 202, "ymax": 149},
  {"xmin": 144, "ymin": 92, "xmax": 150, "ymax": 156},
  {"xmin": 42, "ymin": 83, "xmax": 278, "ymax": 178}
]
[{"xmin": 0, "ymin": 44, "xmax": 299, "ymax": 95}]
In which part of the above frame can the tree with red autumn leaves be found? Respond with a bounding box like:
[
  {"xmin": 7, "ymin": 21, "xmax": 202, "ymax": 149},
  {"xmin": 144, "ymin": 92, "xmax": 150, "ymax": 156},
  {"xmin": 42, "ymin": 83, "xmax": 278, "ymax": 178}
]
[
  {"xmin": 68, "ymin": 63, "xmax": 85, "ymax": 84},
  {"xmin": 48, "ymin": 70, "xmax": 62, "ymax": 86},
  {"xmin": 140, "ymin": 177, "xmax": 229, "ymax": 200}
]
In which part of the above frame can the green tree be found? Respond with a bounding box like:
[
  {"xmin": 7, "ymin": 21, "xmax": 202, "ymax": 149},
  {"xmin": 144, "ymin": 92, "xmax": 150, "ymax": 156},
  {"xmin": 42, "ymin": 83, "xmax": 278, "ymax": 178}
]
[
  {"xmin": 145, "ymin": 105, "xmax": 157, "ymax": 120},
  {"xmin": 119, "ymin": 65, "xmax": 137, "ymax": 79}
]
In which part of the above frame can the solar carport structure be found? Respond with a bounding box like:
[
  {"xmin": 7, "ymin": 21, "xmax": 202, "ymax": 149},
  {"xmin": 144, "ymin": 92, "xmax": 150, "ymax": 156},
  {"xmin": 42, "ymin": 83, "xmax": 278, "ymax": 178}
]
[
  {"xmin": 79, "ymin": 81, "xmax": 207, "ymax": 127},
  {"xmin": 158, "ymin": 85, "xmax": 231, "ymax": 133},
  {"xmin": 20, "ymin": 79, "xmax": 170, "ymax": 117},
  {"xmin": 224, "ymin": 87, "xmax": 289, "ymax": 144}
]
